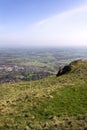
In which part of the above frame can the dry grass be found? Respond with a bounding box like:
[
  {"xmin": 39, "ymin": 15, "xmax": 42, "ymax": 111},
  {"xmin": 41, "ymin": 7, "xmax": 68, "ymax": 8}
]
[{"xmin": 0, "ymin": 60, "xmax": 87, "ymax": 130}]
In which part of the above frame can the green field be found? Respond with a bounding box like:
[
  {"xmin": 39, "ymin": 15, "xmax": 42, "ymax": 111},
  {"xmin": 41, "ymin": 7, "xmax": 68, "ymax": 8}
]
[{"xmin": 0, "ymin": 60, "xmax": 87, "ymax": 130}]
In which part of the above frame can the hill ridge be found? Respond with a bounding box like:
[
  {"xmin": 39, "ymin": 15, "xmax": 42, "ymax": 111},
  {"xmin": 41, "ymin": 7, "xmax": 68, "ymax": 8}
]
[{"xmin": 0, "ymin": 60, "xmax": 87, "ymax": 130}]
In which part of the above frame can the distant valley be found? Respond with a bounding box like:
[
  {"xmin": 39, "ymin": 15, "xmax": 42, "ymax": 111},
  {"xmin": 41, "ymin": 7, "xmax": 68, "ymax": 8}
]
[{"xmin": 0, "ymin": 47, "xmax": 87, "ymax": 83}]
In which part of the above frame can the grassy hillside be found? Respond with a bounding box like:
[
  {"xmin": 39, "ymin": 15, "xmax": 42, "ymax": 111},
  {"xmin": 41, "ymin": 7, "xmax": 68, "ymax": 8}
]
[{"xmin": 0, "ymin": 60, "xmax": 87, "ymax": 130}]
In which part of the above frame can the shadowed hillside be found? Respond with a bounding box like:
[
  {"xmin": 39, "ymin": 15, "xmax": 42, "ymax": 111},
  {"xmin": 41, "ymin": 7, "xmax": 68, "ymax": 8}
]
[{"xmin": 0, "ymin": 60, "xmax": 87, "ymax": 130}]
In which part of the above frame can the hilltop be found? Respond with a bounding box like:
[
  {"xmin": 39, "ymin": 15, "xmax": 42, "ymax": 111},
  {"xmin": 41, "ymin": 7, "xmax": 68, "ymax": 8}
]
[{"xmin": 0, "ymin": 60, "xmax": 87, "ymax": 130}]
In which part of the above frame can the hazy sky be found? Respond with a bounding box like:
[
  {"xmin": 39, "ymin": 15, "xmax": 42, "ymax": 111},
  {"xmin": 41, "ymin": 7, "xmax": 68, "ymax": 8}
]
[{"xmin": 0, "ymin": 0, "xmax": 87, "ymax": 47}]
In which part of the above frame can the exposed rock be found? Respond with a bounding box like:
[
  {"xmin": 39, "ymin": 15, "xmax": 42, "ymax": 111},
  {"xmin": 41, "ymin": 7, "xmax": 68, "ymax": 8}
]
[{"xmin": 56, "ymin": 64, "xmax": 71, "ymax": 76}]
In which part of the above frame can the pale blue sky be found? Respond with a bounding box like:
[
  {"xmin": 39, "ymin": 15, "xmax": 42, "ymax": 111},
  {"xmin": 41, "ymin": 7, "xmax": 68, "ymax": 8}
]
[{"xmin": 0, "ymin": 0, "xmax": 87, "ymax": 47}]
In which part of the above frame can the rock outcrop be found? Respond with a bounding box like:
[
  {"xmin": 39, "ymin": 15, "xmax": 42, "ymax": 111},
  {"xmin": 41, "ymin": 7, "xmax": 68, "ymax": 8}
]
[{"xmin": 56, "ymin": 64, "xmax": 71, "ymax": 76}]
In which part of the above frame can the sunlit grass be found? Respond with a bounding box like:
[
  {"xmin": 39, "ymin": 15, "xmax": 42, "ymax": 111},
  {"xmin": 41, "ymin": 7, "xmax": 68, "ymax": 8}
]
[{"xmin": 0, "ymin": 60, "xmax": 87, "ymax": 130}]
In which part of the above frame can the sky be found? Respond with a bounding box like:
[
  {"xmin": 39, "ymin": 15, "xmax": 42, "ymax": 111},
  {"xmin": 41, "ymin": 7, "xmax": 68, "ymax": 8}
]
[{"xmin": 0, "ymin": 0, "xmax": 87, "ymax": 47}]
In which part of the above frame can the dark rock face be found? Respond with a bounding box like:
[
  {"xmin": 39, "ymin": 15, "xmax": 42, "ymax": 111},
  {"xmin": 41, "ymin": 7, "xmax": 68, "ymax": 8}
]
[
  {"xmin": 62, "ymin": 65, "xmax": 71, "ymax": 74},
  {"xmin": 56, "ymin": 65, "xmax": 71, "ymax": 76}
]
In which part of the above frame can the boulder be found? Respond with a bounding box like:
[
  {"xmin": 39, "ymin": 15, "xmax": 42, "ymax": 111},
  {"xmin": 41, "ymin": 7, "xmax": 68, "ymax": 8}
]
[{"xmin": 56, "ymin": 65, "xmax": 71, "ymax": 76}]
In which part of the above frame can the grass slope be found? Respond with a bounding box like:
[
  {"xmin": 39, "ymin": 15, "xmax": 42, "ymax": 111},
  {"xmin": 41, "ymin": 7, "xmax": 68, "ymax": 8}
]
[{"xmin": 0, "ymin": 60, "xmax": 87, "ymax": 130}]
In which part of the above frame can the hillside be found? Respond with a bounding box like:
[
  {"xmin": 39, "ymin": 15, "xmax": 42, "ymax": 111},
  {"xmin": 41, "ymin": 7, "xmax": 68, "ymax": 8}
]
[{"xmin": 0, "ymin": 60, "xmax": 87, "ymax": 130}]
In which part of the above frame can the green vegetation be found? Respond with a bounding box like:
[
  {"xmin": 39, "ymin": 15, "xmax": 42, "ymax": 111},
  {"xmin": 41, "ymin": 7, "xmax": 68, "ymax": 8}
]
[{"xmin": 0, "ymin": 60, "xmax": 87, "ymax": 130}]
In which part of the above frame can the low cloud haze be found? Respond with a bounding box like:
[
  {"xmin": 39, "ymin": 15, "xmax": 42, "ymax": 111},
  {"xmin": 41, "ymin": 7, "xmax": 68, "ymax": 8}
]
[{"xmin": 0, "ymin": 1, "xmax": 87, "ymax": 47}]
